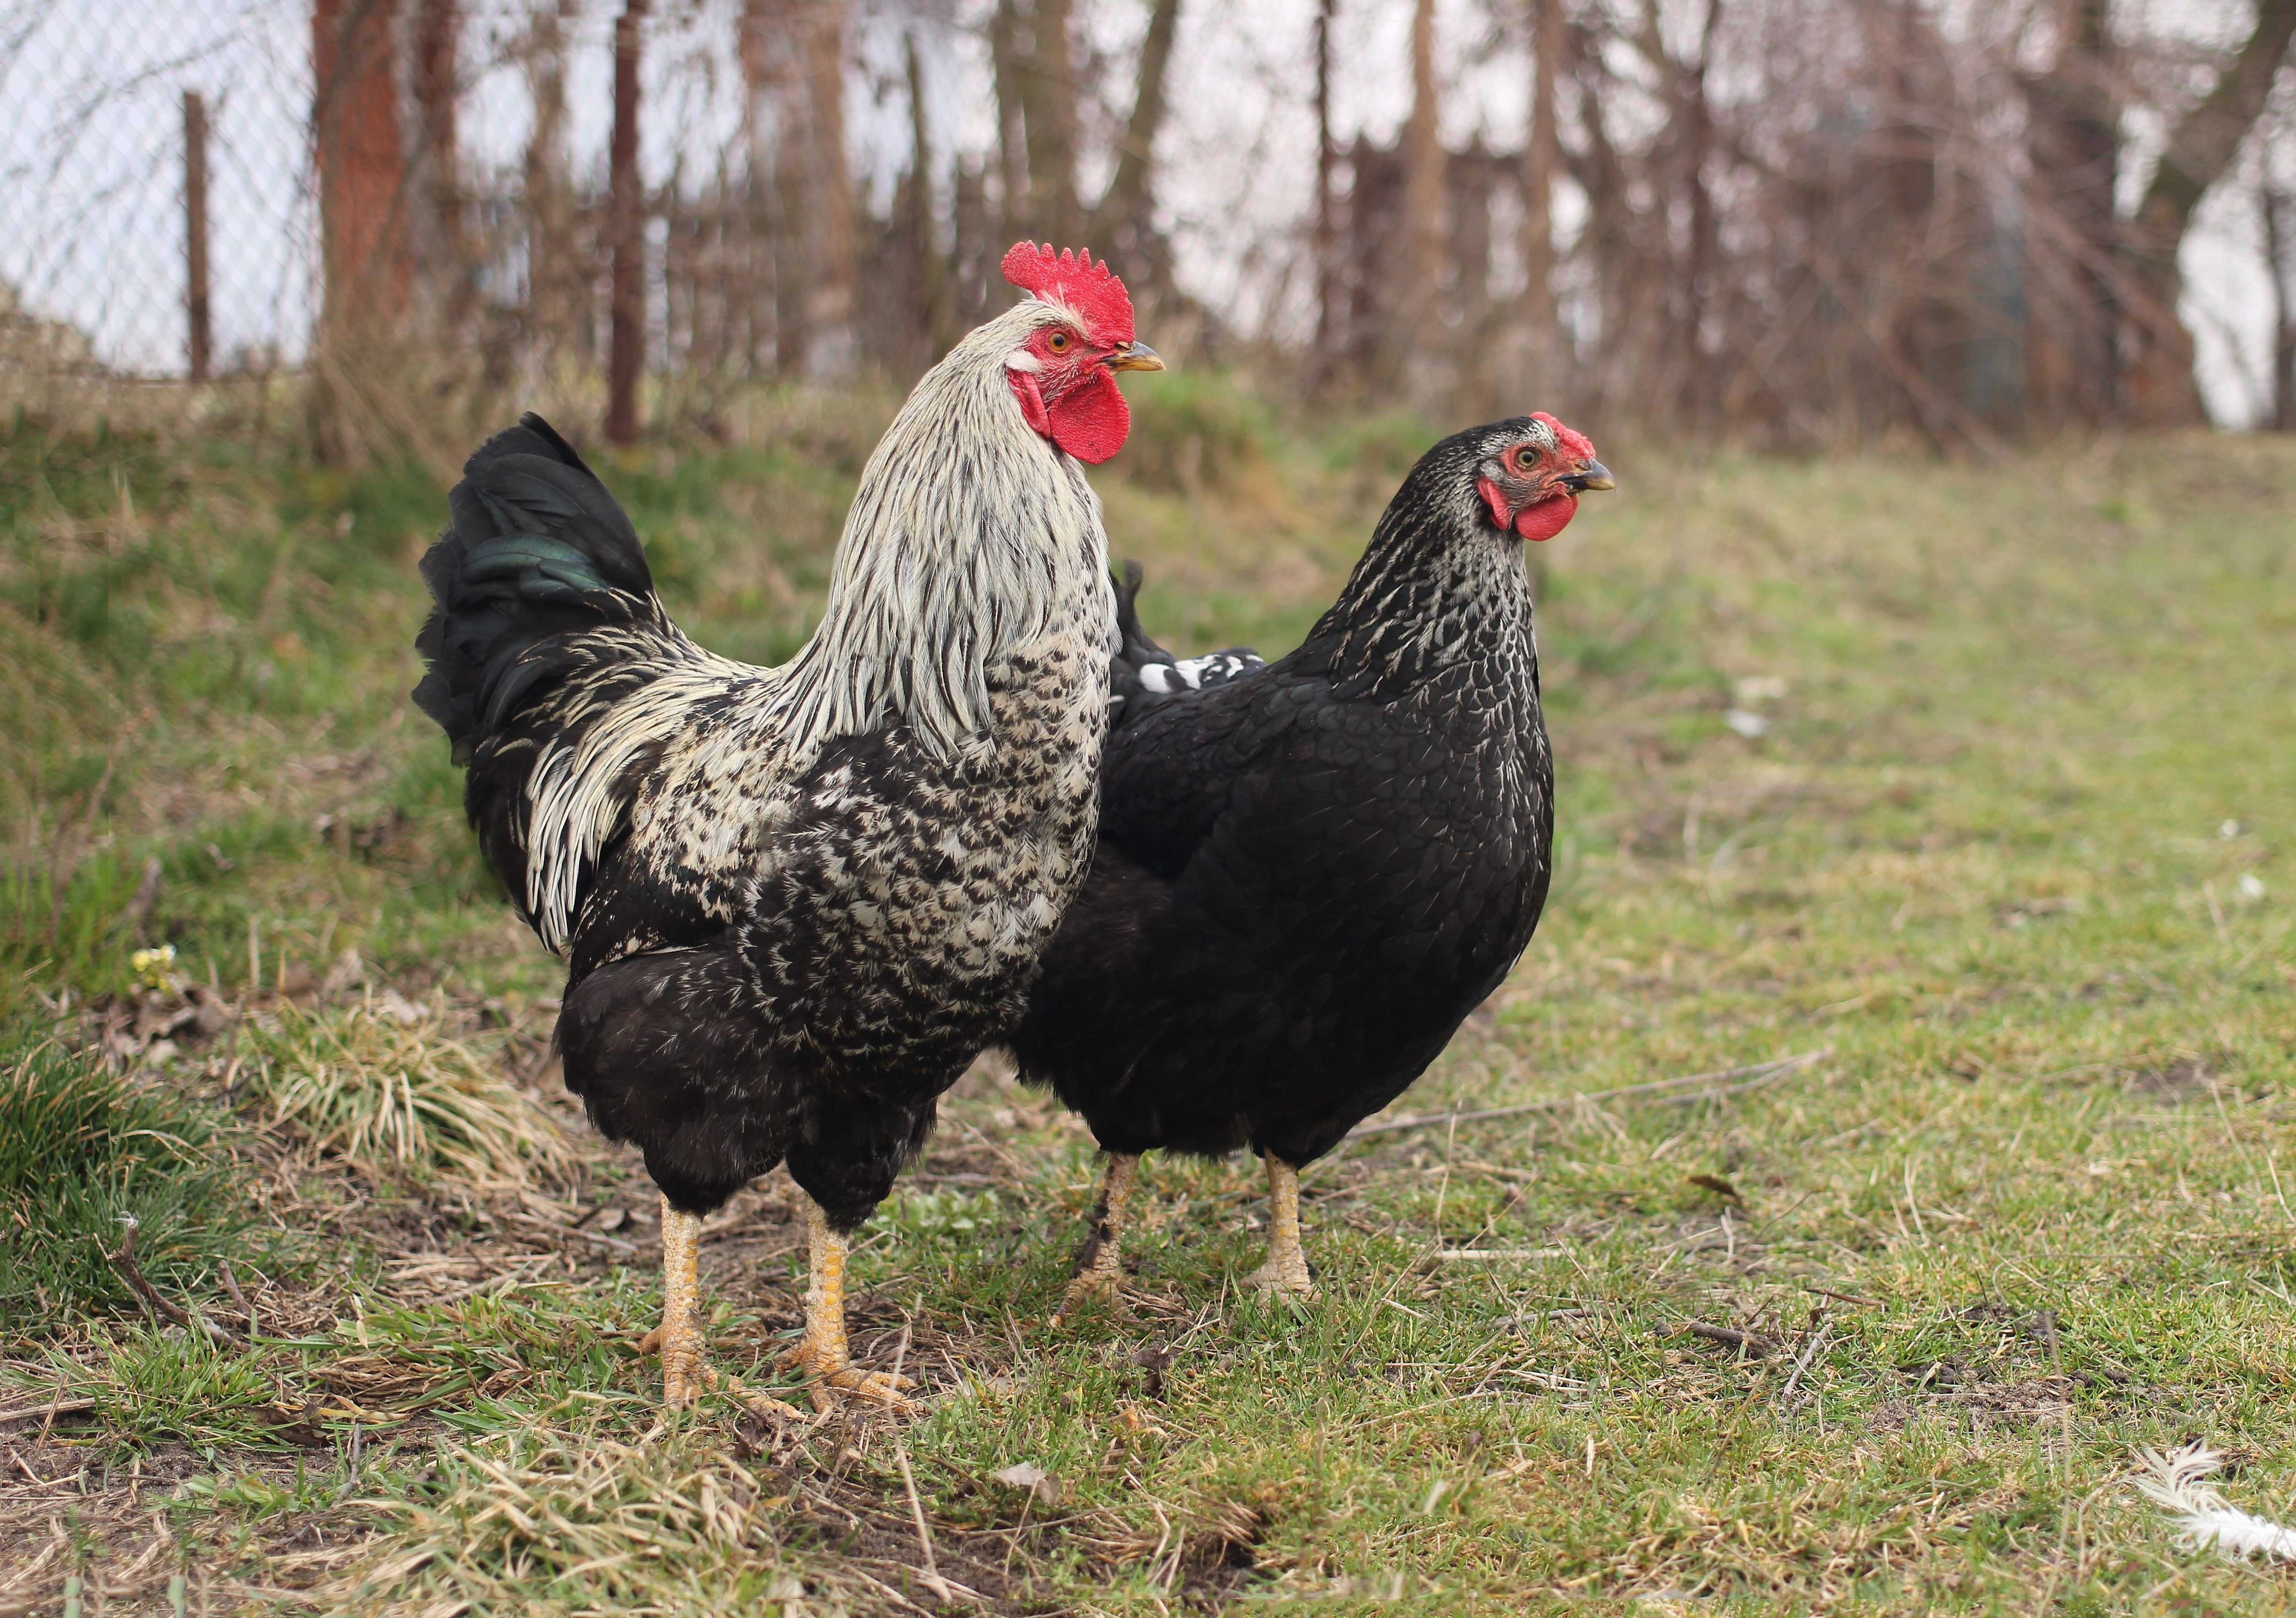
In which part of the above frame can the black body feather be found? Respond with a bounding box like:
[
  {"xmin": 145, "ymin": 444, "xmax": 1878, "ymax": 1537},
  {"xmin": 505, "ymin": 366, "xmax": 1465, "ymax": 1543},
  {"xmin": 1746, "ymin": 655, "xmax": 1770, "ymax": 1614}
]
[{"xmin": 1012, "ymin": 423, "xmax": 1557, "ymax": 1169}]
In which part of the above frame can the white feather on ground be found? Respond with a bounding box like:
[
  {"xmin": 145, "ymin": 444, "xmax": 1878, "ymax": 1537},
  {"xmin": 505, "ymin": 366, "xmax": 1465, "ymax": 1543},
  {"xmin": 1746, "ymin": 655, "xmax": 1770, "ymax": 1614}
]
[{"xmin": 2132, "ymin": 1442, "xmax": 2296, "ymax": 1565}]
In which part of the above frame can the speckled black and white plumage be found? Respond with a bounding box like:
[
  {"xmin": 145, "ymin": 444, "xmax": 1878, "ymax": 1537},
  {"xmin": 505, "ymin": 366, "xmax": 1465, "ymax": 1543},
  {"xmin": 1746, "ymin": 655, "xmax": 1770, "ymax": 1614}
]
[
  {"xmin": 1012, "ymin": 421, "xmax": 1567, "ymax": 1173},
  {"xmin": 414, "ymin": 298, "xmax": 1116, "ymax": 1232}
]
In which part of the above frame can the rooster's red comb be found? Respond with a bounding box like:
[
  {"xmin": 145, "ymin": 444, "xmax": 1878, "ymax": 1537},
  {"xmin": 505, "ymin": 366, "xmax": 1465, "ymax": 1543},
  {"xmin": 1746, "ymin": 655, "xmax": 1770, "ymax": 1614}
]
[
  {"xmin": 1001, "ymin": 242, "xmax": 1136, "ymax": 344},
  {"xmin": 1532, "ymin": 411, "xmax": 1597, "ymax": 462}
]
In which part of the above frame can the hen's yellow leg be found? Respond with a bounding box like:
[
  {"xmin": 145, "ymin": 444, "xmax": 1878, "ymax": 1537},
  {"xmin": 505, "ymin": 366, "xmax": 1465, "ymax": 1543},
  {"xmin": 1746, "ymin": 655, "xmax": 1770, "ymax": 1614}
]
[
  {"xmin": 1052, "ymin": 1153, "xmax": 1138, "ymax": 1326},
  {"xmin": 779, "ymin": 1196, "xmax": 913, "ymax": 1408},
  {"xmin": 1245, "ymin": 1155, "xmax": 1316, "ymax": 1296}
]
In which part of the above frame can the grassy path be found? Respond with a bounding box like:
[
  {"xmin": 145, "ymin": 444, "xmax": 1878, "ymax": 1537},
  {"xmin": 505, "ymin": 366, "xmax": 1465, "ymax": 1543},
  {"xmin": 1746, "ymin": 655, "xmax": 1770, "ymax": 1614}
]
[{"xmin": 2, "ymin": 413, "xmax": 2291, "ymax": 1612}]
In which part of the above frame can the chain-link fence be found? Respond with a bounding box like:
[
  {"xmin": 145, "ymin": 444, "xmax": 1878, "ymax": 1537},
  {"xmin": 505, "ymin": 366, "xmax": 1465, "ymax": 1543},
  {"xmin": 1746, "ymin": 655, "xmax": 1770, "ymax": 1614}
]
[
  {"xmin": 2, "ymin": 1, "xmax": 319, "ymax": 379},
  {"xmin": 0, "ymin": 0, "xmax": 995, "ymax": 440},
  {"xmin": 4, "ymin": 0, "xmax": 2289, "ymax": 442}
]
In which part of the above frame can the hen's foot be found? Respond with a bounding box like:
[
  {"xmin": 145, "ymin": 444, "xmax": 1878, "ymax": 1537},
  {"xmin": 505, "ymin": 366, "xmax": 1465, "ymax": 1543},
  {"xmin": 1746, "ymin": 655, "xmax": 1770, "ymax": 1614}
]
[
  {"xmin": 777, "ymin": 1335, "xmax": 915, "ymax": 1409},
  {"xmin": 1051, "ymin": 1264, "xmax": 1128, "ymax": 1327},
  {"xmin": 638, "ymin": 1328, "xmax": 804, "ymax": 1420},
  {"xmin": 1052, "ymin": 1152, "xmax": 1139, "ymax": 1327},
  {"xmin": 1248, "ymin": 1154, "xmax": 1317, "ymax": 1298},
  {"xmin": 1244, "ymin": 1250, "xmax": 1317, "ymax": 1297}
]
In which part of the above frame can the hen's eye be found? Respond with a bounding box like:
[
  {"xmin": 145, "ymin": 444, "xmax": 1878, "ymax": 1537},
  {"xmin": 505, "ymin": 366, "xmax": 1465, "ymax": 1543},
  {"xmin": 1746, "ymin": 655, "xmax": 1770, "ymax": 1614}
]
[{"xmin": 1047, "ymin": 331, "xmax": 1072, "ymax": 353}]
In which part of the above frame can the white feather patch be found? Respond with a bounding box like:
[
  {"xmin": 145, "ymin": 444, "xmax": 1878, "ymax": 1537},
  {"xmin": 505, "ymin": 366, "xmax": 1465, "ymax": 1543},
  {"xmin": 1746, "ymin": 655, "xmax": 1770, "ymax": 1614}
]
[{"xmin": 2133, "ymin": 1442, "xmax": 2296, "ymax": 1564}]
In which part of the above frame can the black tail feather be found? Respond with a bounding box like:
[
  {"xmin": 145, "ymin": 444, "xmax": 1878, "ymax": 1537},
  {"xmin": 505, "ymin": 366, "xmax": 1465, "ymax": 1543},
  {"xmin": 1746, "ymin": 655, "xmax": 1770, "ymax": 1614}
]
[{"xmin": 413, "ymin": 413, "xmax": 663, "ymax": 766}]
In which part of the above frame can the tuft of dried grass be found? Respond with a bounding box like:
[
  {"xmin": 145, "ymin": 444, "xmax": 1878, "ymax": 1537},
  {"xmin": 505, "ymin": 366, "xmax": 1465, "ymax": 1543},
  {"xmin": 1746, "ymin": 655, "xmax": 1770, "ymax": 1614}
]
[
  {"xmin": 323, "ymin": 1428, "xmax": 840, "ymax": 1617},
  {"xmin": 239, "ymin": 997, "xmax": 572, "ymax": 1188}
]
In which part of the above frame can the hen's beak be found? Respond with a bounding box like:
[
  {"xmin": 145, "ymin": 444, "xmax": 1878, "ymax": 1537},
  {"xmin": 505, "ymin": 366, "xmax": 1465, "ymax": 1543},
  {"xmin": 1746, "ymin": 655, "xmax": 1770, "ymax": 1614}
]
[
  {"xmin": 1108, "ymin": 341, "xmax": 1165, "ymax": 373},
  {"xmin": 1560, "ymin": 458, "xmax": 1615, "ymax": 493}
]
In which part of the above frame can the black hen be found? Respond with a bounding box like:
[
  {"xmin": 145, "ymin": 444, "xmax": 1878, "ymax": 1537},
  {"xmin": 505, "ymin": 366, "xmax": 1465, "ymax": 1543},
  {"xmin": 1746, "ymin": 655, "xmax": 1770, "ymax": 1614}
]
[{"xmin": 1010, "ymin": 415, "xmax": 1611, "ymax": 1308}]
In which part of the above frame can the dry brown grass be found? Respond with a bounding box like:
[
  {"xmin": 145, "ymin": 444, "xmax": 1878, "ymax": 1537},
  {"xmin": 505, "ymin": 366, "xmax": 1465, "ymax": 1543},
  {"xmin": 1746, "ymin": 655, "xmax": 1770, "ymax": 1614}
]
[{"xmin": 238, "ymin": 996, "xmax": 573, "ymax": 1188}]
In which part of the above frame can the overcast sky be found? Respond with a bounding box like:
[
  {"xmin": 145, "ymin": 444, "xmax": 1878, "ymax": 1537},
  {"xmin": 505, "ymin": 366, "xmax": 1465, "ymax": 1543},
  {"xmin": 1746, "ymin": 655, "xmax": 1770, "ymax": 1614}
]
[{"xmin": 0, "ymin": 0, "xmax": 2282, "ymax": 423}]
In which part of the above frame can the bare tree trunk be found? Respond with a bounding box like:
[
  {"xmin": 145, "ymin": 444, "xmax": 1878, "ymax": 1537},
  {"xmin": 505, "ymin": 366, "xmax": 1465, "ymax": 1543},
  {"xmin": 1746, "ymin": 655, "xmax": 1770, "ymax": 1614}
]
[
  {"xmin": 2123, "ymin": 0, "xmax": 2296, "ymax": 423},
  {"xmin": 412, "ymin": 0, "xmax": 466, "ymax": 333},
  {"xmin": 1312, "ymin": 0, "xmax": 1342, "ymax": 375},
  {"xmin": 1675, "ymin": 0, "xmax": 1719, "ymax": 427},
  {"xmin": 311, "ymin": 0, "xmax": 411, "ymax": 462},
  {"xmin": 744, "ymin": 0, "xmax": 856, "ymax": 382},
  {"xmin": 1001, "ymin": 0, "xmax": 1081, "ymax": 246},
  {"xmin": 798, "ymin": 0, "xmax": 856, "ymax": 381},
  {"xmin": 1518, "ymin": 0, "xmax": 1562, "ymax": 394},
  {"xmin": 607, "ymin": 0, "xmax": 647, "ymax": 443},
  {"xmin": 990, "ymin": 0, "xmax": 1029, "ymax": 237},
  {"xmin": 1098, "ymin": 0, "xmax": 1183, "ymax": 297},
  {"xmin": 2269, "ymin": 185, "xmax": 2296, "ymax": 431},
  {"xmin": 2023, "ymin": 0, "xmax": 2118, "ymax": 427},
  {"xmin": 1396, "ymin": 0, "xmax": 1444, "ymax": 391},
  {"xmin": 312, "ymin": 0, "xmax": 409, "ymax": 339},
  {"xmin": 908, "ymin": 32, "xmax": 953, "ymax": 357},
  {"xmin": 523, "ymin": 0, "xmax": 581, "ymax": 373}
]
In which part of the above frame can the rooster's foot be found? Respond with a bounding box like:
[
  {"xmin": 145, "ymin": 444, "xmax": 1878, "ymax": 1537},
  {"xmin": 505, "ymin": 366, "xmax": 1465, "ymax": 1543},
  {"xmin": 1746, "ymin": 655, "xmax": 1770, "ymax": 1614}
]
[
  {"xmin": 778, "ymin": 1337, "xmax": 915, "ymax": 1410},
  {"xmin": 1052, "ymin": 1153, "xmax": 1139, "ymax": 1327},
  {"xmin": 641, "ymin": 1317, "xmax": 720, "ymax": 1407},
  {"xmin": 721, "ymin": 1376, "xmax": 808, "ymax": 1423}
]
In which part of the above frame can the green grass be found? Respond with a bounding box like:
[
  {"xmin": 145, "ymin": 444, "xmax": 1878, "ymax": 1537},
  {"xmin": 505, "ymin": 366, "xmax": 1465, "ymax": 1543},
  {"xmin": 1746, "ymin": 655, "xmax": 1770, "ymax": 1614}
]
[
  {"xmin": 1, "ymin": 392, "xmax": 2293, "ymax": 1611},
  {"xmin": 0, "ymin": 1038, "xmax": 272, "ymax": 1321}
]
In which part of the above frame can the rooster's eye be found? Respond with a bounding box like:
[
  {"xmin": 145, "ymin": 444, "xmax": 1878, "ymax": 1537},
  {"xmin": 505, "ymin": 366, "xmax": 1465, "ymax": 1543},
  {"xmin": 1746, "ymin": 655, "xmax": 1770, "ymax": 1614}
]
[{"xmin": 1047, "ymin": 331, "xmax": 1072, "ymax": 353}]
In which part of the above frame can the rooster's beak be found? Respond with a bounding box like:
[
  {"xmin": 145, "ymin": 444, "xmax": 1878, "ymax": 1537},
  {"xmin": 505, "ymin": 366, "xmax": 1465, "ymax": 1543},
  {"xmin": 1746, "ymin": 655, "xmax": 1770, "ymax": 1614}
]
[
  {"xmin": 1560, "ymin": 458, "xmax": 1614, "ymax": 492},
  {"xmin": 1108, "ymin": 341, "xmax": 1165, "ymax": 373}
]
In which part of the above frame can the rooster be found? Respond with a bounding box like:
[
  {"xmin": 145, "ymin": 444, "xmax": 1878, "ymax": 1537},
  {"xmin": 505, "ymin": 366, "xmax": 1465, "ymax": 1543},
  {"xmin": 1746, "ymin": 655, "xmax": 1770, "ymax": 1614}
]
[
  {"xmin": 413, "ymin": 243, "xmax": 1162, "ymax": 1407},
  {"xmin": 1009, "ymin": 415, "xmax": 1610, "ymax": 1315}
]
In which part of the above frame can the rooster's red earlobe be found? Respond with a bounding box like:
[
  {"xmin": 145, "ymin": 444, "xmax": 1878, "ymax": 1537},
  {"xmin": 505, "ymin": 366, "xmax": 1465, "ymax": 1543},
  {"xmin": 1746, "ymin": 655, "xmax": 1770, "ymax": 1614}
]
[{"xmin": 1002, "ymin": 242, "xmax": 1137, "ymax": 346}]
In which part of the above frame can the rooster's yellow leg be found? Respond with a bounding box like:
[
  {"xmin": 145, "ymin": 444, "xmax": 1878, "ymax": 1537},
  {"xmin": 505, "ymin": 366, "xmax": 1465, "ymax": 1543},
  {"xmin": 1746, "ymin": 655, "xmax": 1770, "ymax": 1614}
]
[
  {"xmin": 648, "ymin": 1194, "xmax": 717, "ymax": 1406},
  {"xmin": 1052, "ymin": 1153, "xmax": 1138, "ymax": 1326},
  {"xmin": 778, "ymin": 1196, "xmax": 913, "ymax": 1409},
  {"xmin": 1245, "ymin": 1155, "xmax": 1316, "ymax": 1296}
]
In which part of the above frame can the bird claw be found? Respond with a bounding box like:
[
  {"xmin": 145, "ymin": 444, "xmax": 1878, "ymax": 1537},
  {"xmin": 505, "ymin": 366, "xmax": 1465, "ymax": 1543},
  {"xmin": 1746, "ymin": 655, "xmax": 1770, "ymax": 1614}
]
[
  {"xmin": 722, "ymin": 1376, "xmax": 808, "ymax": 1424},
  {"xmin": 661, "ymin": 1341, "xmax": 719, "ymax": 1408},
  {"xmin": 1245, "ymin": 1255, "xmax": 1316, "ymax": 1299},
  {"xmin": 637, "ymin": 1317, "xmax": 722, "ymax": 1407},
  {"xmin": 777, "ymin": 1337, "xmax": 916, "ymax": 1410},
  {"xmin": 1051, "ymin": 1266, "xmax": 1128, "ymax": 1328},
  {"xmin": 818, "ymin": 1366, "xmax": 914, "ymax": 1409}
]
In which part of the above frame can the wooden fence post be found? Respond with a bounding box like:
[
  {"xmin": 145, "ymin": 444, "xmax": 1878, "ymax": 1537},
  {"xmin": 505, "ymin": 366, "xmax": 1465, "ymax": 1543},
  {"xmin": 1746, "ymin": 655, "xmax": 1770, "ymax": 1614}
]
[{"xmin": 184, "ymin": 90, "xmax": 211, "ymax": 384}]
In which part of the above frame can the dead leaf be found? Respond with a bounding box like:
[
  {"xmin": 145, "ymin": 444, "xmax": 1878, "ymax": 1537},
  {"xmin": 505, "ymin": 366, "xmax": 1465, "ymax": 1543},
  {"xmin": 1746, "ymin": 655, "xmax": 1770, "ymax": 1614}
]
[{"xmin": 991, "ymin": 1461, "xmax": 1062, "ymax": 1505}]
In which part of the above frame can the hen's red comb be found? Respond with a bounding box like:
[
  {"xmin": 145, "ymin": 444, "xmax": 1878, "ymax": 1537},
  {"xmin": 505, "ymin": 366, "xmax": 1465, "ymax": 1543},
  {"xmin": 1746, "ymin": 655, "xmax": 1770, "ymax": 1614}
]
[
  {"xmin": 1001, "ymin": 242, "xmax": 1136, "ymax": 344},
  {"xmin": 1532, "ymin": 411, "xmax": 1597, "ymax": 461}
]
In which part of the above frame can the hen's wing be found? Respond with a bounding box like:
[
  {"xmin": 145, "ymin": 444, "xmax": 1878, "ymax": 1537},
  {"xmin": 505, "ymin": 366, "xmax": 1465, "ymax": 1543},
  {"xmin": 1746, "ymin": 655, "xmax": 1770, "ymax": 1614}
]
[
  {"xmin": 1107, "ymin": 561, "xmax": 1264, "ymax": 714},
  {"xmin": 1095, "ymin": 563, "xmax": 1281, "ymax": 878}
]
